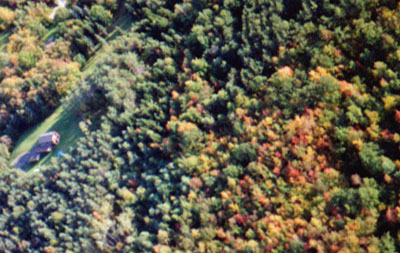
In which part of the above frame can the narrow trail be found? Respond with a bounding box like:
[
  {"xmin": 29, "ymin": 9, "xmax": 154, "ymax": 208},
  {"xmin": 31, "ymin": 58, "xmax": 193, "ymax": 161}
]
[{"xmin": 49, "ymin": 0, "xmax": 66, "ymax": 20}]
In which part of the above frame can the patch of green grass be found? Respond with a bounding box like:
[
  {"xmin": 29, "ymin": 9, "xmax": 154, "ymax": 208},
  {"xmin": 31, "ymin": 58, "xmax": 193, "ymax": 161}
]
[
  {"xmin": 10, "ymin": 14, "xmax": 134, "ymax": 171},
  {"xmin": 11, "ymin": 106, "xmax": 84, "ymax": 170}
]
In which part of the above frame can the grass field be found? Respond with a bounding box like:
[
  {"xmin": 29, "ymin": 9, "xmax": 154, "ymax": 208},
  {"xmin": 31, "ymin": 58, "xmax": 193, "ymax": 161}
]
[
  {"xmin": 8, "ymin": 25, "xmax": 84, "ymax": 170},
  {"xmin": 10, "ymin": 14, "xmax": 133, "ymax": 171},
  {"xmin": 10, "ymin": 106, "xmax": 84, "ymax": 171}
]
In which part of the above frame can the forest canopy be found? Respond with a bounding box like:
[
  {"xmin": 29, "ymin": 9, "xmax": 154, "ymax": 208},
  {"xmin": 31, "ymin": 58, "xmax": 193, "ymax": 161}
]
[{"xmin": 0, "ymin": 0, "xmax": 400, "ymax": 252}]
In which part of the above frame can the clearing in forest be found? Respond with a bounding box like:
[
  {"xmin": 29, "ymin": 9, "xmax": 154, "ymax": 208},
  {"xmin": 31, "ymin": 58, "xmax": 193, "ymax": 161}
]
[
  {"xmin": 10, "ymin": 106, "xmax": 83, "ymax": 171},
  {"xmin": 10, "ymin": 14, "xmax": 133, "ymax": 171}
]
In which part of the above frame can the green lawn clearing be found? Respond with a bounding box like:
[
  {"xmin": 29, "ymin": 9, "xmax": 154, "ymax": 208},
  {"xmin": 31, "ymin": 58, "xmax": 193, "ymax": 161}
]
[
  {"xmin": 11, "ymin": 106, "xmax": 84, "ymax": 171},
  {"xmin": 10, "ymin": 14, "xmax": 134, "ymax": 171}
]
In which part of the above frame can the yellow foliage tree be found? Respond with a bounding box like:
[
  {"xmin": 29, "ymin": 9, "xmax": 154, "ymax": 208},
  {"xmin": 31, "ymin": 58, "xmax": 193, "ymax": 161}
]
[{"xmin": 0, "ymin": 7, "xmax": 15, "ymax": 31}]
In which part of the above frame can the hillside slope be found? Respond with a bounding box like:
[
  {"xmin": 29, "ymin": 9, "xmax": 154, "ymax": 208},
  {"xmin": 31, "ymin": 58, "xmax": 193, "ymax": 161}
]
[{"xmin": 0, "ymin": 1, "xmax": 400, "ymax": 252}]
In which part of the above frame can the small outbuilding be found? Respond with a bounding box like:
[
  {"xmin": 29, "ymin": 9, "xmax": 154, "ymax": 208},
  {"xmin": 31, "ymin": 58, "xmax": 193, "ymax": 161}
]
[
  {"xmin": 38, "ymin": 131, "xmax": 60, "ymax": 146},
  {"xmin": 34, "ymin": 143, "xmax": 54, "ymax": 153},
  {"xmin": 29, "ymin": 153, "xmax": 41, "ymax": 163}
]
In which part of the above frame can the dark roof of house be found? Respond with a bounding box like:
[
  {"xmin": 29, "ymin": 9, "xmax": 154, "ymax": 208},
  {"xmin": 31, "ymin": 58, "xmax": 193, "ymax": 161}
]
[
  {"xmin": 31, "ymin": 143, "xmax": 54, "ymax": 154},
  {"xmin": 13, "ymin": 132, "xmax": 60, "ymax": 168},
  {"xmin": 38, "ymin": 131, "xmax": 60, "ymax": 144},
  {"xmin": 28, "ymin": 143, "xmax": 54, "ymax": 164}
]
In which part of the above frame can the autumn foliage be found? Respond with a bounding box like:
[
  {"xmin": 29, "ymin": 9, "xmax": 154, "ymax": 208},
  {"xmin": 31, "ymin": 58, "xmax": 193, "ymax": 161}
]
[{"xmin": 0, "ymin": 0, "xmax": 400, "ymax": 252}]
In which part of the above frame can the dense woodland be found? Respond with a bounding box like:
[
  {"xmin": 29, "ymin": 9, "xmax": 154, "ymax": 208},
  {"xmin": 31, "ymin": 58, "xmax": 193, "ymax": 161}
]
[{"xmin": 1, "ymin": 0, "xmax": 400, "ymax": 252}]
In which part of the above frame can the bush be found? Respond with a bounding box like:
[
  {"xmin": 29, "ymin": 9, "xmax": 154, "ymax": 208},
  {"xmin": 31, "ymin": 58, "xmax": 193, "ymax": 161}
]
[
  {"xmin": 18, "ymin": 51, "xmax": 38, "ymax": 70},
  {"xmin": 232, "ymin": 143, "xmax": 258, "ymax": 166}
]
